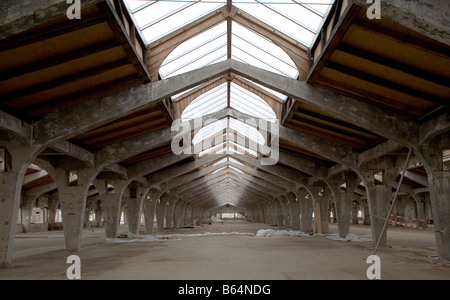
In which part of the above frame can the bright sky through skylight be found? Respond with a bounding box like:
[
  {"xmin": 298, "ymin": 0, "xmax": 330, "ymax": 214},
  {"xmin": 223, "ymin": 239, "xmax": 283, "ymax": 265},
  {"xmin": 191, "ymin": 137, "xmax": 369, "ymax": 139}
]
[{"xmin": 124, "ymin": 0, "xmax": 334, "ymax": 160}]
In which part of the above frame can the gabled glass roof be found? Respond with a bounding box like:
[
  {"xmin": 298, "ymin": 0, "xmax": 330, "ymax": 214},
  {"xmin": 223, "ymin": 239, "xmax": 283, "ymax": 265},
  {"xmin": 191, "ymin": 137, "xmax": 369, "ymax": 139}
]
[{"xmin": 123, "ymin": 0, "xmax": 335, "ymax": 173}]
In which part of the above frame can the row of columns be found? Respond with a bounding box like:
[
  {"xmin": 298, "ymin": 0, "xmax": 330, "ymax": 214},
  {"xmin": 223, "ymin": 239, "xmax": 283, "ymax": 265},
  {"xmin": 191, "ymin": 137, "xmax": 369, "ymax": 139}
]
[
  {"xmin": 0, "ymin": 134, "xmax": 196, "ymax": 268},
  {"xmin": 1, "ymin": 132, "xmax": 449, "ymax": 268}
]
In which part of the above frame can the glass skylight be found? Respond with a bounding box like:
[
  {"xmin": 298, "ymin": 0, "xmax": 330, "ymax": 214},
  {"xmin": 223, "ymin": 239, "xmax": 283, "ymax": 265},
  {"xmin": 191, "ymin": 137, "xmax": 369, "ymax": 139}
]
[
  {"xmin": 159, "ymin": 22, "xmax": 228, "ymax": 78},
  {"xmin": 181, "ymin": 82, "xmax": 228, "ymax": 120},
  {"xmin": 129, "ymin": 0, "xmax": 224, "ymax": 44},
  {"xmin": 192, "ymin": 117, "xmax": 267, "ymax": 158},
  {"xmin": 181, "ymin": 82, "xmax": 277, "ymax": 121},
  {"xmin": 231, "ymin": 22, "xmax": 298, "ymax": 78},
  {"xmin": 234, "ymin": 0, "xmax": 333, "ymax": 47},
  {"xmin": 230, "ymin": 83, "xmax": 277, "ymax": 121}
]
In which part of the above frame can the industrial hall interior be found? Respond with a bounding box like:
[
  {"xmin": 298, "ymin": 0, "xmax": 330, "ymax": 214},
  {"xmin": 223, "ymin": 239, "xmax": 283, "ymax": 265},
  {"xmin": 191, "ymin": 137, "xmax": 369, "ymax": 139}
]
[{"xmin": 0, "ymin": 0, "xmax": 449, "ymax": 280}]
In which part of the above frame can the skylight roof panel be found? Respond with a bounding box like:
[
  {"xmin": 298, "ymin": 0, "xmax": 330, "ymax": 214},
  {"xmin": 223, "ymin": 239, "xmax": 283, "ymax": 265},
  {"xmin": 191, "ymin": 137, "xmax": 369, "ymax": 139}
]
[
  {"xmin": 135, "ymin": 0, "xmax": 224, "ymax": 44},
  {"xmin": 161, "ymin": 43, "xmax": 227, "ymax": 78},
  {"xmin": 232, "ymin": 22, "xmax": 296, "ymax": 70},
  {"xmin": 193, "ymin": 119, "xmax": 227, "ymax": 144},
  {"xmin": 230, "ymin": 83, "xmax": 277, "ymax": 120},
  {"xmin": 229, "ymin": 119, "xmax": 266, "ymax": 145},
  {"xmin": 181, "ymin": 83, "xmax": 228, "ymax": 120},
  {"xmin": 160, "ymin": 22, "xmax": 228, "ymax": 79},
  {"xmin": 234, "ymin": 0, "xmax": 333, "ymax": 47}
]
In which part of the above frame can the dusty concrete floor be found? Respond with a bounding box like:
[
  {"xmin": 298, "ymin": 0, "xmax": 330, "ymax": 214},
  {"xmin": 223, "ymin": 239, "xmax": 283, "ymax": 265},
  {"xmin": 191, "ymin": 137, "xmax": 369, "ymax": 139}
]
[{"xmin": 1, "ymin": 221, "xmax": 449, "ymax": 280}]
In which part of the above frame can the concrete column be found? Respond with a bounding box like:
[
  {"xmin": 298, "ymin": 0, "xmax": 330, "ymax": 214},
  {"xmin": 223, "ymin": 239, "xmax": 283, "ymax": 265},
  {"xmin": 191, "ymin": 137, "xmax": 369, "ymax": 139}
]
[
  {"xmin": 94, "ymin": 179, "xmax": 129, "ymax": 239},
  {"xmin": 101, "ymin": 194, "xmax": 120, "ymax": 238},
  {"xmin": 351, "ymin": 201, "xmax": 359, "ymax": 225},
  {"xmin": 38, "ymin": 195, "xmax": 49, "ymax": 231},
  {"xmin": 279, "ymin": 196, "xmax": 290, "ymax": 228},
  {"xmin": 143, "ymin": 188, "xmax": 162, "ymax": 234},
  {"xmin": 0, "ymin": 135, "xmax": 38, "ymax": 268},
  {"xmin": 124, "ymin": 186, "xmax": 147, "ymax": 235},
  {"xmin": 175, "ymin": 201, "xmax": 185, "ymax": 228},
  {"xmin": 300, "ymin": 193, "xmax": 313, "ymax": 233},
  {"xmin": 165, "ymin": 202, "xmax": 175, "ymax": 229},
  {"xmin": 276, "ymin": 198, "xmax": 285, "ymax": 227},
  {"xmin": 259, "ymin": 204, "xmax": 266, "ymax": 224},
  {"xmin": 361, "ymin": 157, "xmax": 402, "ymax": 248},
  {"xmin": 84, "ymin": 207, "xmax": 91, "ymax": 228},
  {"xmin": 416, "ymin": 192, "xmax": 429, "ymax": 229},
  {"xmin": 418, "ymin": 134, "xmax": 450, "ymax": 260},
  {"xmin": 330, "ymin": 171, "xmax": 360, "ymax": 239},
  {"xmin": 182, "ymin": 204, "xmax": 190, "ymax": 226},
  {"xmin": 288, "ymin": 191, "xmax": 301, "ymax": 230},
  {"xmin": 178, "ymin": 201, "xmax": 186, "ymax": 228},
  {"xmin": 156, "ymin": 193, "xmax": 170, "ymax": 231},
  {"xmin": 52, "ymin": 167, "xmax": 98, "ymax": 251},
  {"xmin": 313, "ymin": 186, "xmax": 331, "ymax": 234},
  {"xmin": 94, "ymin": 200, "xmax": 103, "ymax": 227},
  {"xmin": 394, "ymin": 195, "xmax": 407, "ymax": 227},
  {"xmin": 20, "ymin": 193, "xmax": 35, "ymax": 233},
  {"xmin": 321, "ymin": 187, "xmax": 332, "ymax": 233},
  {"xmin": 172, "ymin": 200, "xmax": 181, "ymax": 229},
  {"xmin": 269, "ymin": 200, "xmax": 278, "ymax": 226},
  {"xmin": 361, "ymin": 199, "xmax": 370, "ymax": 225},
  {"xmin": 47, "ymin": 192, "xmax": 59, "ymax": 230}
]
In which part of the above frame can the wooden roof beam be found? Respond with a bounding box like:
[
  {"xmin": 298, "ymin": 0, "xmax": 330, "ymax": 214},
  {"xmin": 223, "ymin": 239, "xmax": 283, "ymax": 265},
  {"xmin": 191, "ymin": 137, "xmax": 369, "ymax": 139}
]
[{"xmin": 228, "ymin": 59, "xmax": 419, "ymax": 147}]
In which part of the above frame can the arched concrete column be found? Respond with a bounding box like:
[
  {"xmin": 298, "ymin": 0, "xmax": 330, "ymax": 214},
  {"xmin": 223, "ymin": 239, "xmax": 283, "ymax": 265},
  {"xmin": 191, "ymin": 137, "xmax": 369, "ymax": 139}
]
[
  {"xmin": 165, "ymin": 199, "xmax": 176, "ymax": 229},
  {"xmin": 417, "ymin": 133, "xmax": 450, "ymax": 260},
  {"xmin": 415, "ymin": 192, "xmax": 430, "ymax": 229},
  {"xmin": 143, "ymin": 188, "xmax": 163, "ymax": 234},
  {"xmin": 156, "ymin": 192, "xmax": 171, "ymax": 231},
  {"xmin": 329, "ymin": 171, "xmax": 360, "ymax": 239},
  {"xmin": 93, "ymin": 179, "xmax": 129, "ymax": 239},
  {"xmin": 300, "ymin": 190, "xmax": 314, "ymax": 233},
  {"xmin": 50, "ymin": 166, "xmax": 99, "ymax": 251},
  {"xmin": 123, "ymin": 185, "xmax": 148, "ymax": 235},
  {"xmin": 360, "ymin": 154, "xmax": 408, "ymax": 247},
  {"xmin": 47, "ymin": 191, "xmax": 59, "ymax": 230},
  {"xmin": 287, "ymin": 190, "xmax": 300, "ymax": 230},
  {"xmin": 278, "ymin": 195, "xmax": 290, "ymax": 228},
  {"xmin": 19, "ymin": 193, "xmax": 37, "ymax": 233},
  {"xmin": 0, "ymin": 133, "xmax": 42, "ymax": 268}
]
